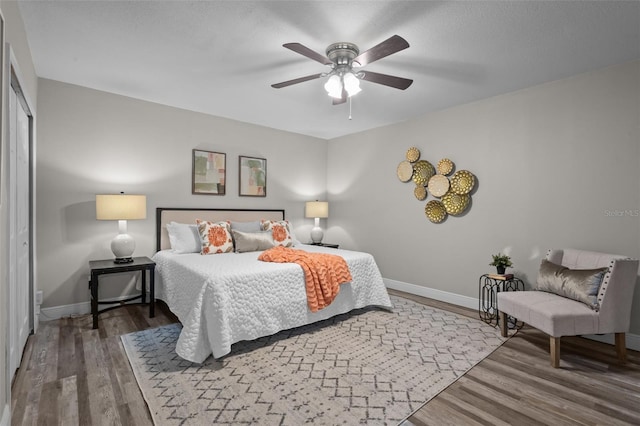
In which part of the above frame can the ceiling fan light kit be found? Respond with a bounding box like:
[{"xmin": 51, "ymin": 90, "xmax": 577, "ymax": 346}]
[{"xmin": 272, "ymin": 35, "xmax": 413, "ymax": 106}]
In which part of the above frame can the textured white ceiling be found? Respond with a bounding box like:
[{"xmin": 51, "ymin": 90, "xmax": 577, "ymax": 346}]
[{"xmin": 19, "ymin": 1, "xmax": 640, "ymax": 140}]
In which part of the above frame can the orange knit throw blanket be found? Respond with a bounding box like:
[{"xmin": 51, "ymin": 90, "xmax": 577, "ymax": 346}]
[{"xmin": 258, "ymin": 246, "xmax": 353, "ymax": 312}]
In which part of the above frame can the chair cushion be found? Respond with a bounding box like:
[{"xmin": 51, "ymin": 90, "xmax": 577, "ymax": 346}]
[
  {"xmin": 536, "ymin": 259, "xmax": 607, "ymax": 310},
  {"xmin": 498, "ymin": 291, "xmax": 599, "ymax": 337}
]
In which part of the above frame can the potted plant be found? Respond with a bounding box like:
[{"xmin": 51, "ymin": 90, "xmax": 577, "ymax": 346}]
[{"xmin": 489, "ymin": 253, "xmax": 513, "ymax": 274}]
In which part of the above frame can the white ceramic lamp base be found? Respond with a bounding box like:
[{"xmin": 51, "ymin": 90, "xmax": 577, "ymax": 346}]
[
  {"xmin": 310, "ymin": 226, "xmax": 324, "ymax": 244},
  {"xmin": 310, "ymin": 217, "xmax": 324, "ymax": 243},
  {"xmin": 111, "ymin": 220, "xmax": 135, "ymax": 263}
]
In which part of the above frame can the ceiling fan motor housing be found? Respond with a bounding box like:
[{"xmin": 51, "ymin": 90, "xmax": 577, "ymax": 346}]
[{"xmin": 326, "ymin": 42, "xmax": 360, "ymax": 66}]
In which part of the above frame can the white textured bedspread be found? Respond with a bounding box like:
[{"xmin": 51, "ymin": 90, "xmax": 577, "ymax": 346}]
[{"xmin": 152, "ymin": 245, "xmax": 392, "ymax": 362}]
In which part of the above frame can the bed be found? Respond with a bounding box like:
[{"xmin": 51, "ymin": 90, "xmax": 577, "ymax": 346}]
[{"xmin": 153, "ymin": 207, "xmax": 393, "ymax": 363}]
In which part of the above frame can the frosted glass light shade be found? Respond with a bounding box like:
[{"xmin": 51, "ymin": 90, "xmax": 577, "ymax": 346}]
[
  {"xmin": 324, "ymin": 75, "xmax": 343, "ymax": 99},
  {"xmin": 343, "ymin": 72, "xmax": 361, "ymax": 97},
  {"xmin": 305, "ymin": 201, "xmax": 329, "ymax": 218}
]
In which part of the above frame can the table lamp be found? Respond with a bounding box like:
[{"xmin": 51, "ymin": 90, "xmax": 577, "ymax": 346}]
[
  {"xmin": 96, "ymin": 192, "xmax": 146, "ymax": 263},
  {"xmin": 305, "ymin": 201, "xmax": 329, "ymax": 244}
]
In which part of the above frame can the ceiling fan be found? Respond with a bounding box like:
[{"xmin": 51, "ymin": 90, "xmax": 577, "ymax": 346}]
[{"xmin": 271, "ymin": 35, "xmax": 413, "ymax": 105}]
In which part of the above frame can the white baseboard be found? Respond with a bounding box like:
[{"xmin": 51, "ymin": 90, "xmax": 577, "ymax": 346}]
[
  {"xmin": 0, "ymin": 403, "xmax": 9, "ymax": 426},
  {"xmin": 39, "ymin": 294, "xmax": 142, "ymax": 321},
  {"xmin": 383, "ymin": 277, "xmax": 640, "ymax": 351},
  {"xmin": 39, "ymin": 301, "xmax": 91, "ymax": 321},
  {"xmin": 583, "ymin": 333, "xmax": 640, "ymax": 352},
  {"xmin": 384, "ymin": 278, "xmax": 477, "ymax": 310}
]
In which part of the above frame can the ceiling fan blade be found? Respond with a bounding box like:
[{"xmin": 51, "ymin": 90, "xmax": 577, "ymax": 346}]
[
  {"xmin": 360, "ymin": 71, "xmax": 413, "ymax": 90},
  {"xmin": 271, "ymin": 73, "xmax": 323, "ymax": 89},
  {"xmin": 353, "ymin": 35, "xmax": 409, "ymax": 67},
  {"xmin": 283, "ymin": 43, "xmax": 332, "ymax": 65},
  {"xmin": 332, "ymin": 88, "xmax": 348, "ymax": 105}
]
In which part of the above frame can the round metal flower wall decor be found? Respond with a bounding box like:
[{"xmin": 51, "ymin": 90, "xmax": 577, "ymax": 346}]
[{"xmin": 396, "ymin": 147, "xmax": 476, "ymax": 223}]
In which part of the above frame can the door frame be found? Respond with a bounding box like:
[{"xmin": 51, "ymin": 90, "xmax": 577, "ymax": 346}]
[
  {"xmin": 8, "ymin": 48, "xmax": 36, "ymax": 333},
  {"xmin": 3, "ymin": 41, "xmax": 37, "ymax": 414}
]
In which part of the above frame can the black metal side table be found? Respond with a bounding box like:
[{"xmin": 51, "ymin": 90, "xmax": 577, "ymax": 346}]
[
  {"xmin": 479, "ymin": 274, "xmax": 524, "ymax": 328},
  {"xmin": 89, "ymin": 256, "xmax": 155, "ymax": 329}
]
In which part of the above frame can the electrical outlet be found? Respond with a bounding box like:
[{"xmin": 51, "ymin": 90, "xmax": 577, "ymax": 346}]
[{"xmin": 36, "ymin": 290, "xmax": 43, "ymax": 305}]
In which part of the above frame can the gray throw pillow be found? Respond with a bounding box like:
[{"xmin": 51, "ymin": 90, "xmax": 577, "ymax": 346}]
[{"xmin": 536, "ymin": 259, "xmax": 607, "ymax": 310}]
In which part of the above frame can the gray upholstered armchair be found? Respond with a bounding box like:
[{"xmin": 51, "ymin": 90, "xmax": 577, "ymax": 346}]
[{"xmin": 497, "ymin": 249, "xmax": 639, "ymax": 368}]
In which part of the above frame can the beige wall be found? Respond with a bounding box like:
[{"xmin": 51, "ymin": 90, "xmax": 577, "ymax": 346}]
[
  {"xmin": 327, "ymin": 60, "xmax": 640, "ymax": 334},
  {"xmin": 0, "ymin": 0, "xmax": 38, "ymax": 421},
  {"xmin": 36, "ymin": 79, "xmax": 327, "ymax": 309},
  {"xmin": 37, "ymin": 62, "xmax": 640, "ymax": 335}
]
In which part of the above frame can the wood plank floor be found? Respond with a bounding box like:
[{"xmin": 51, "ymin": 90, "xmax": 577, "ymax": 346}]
[{"xmin": 10, "ymin": 290, "xmax": 640, "ymax": 425}]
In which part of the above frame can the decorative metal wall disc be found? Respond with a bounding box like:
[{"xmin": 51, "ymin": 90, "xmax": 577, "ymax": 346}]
[
  {"xmin": 450, "ymin": 170, "xmax": 475, "ymax": 195},
  {"xmin": 425, "ymin": 200, "xmax": 447, "ymax": 223},
  {"xmin": 427, "ymin": 174, "xmax": 450, "ymax": 197},
  {"xmin": 412, "ymin": 160, "xmax": 435, "ymax": 186},
  {"xmin": 397, "ymin": 148, "xmax": 475, "ymax": 223},
  {"xmin": 397, "ymin": 161, "xmax": 414, "ymax": 182},
  {"xmin": 442, "ymin": 191, "xmax": 470, "ymax": 215},
  {"xmin": 437, "ymin": 158, "xmax": 454, "ymax": 175},
  {"xmin": 406, "ymin": 147, "xmax": 420, "ymax": 162}
]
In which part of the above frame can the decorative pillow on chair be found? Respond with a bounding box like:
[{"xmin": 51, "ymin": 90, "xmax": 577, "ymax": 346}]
[
  {"xmin": 166, "ymin": 222, "xmax": 201, "ymax": 254},
  {"xmin": 260, "ymin": 220, "xmax": 294, "ymax": 247},
  {"xmin": 536, "ymin": 259, "xmax": 608, "ymax": 310},
  {"xmin": 196, "ymin": 220, "xmax": 233, "ymax": 255},
  {"xmin": 231, "ymin": 230, "xmax": 275, "ymax": 253}
]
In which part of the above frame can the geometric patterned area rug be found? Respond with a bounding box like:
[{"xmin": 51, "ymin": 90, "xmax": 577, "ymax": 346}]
[{"xmin": 121, "ymin": 295, "xmax": 506, "ymax": 425}]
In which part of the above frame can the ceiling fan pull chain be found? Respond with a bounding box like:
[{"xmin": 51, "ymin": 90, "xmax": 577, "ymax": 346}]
[{"xmin": 349, "ymin": 97, "xmax": 352, "ymax": 120}]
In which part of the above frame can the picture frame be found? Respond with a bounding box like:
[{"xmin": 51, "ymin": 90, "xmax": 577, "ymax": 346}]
[
  {"xmin": 239, "ymin": 156, "xmax": 267, "ymax": 197},
  {"xmin": 192, "ymin": 149, "xmax": 226, "ymax": 195}
]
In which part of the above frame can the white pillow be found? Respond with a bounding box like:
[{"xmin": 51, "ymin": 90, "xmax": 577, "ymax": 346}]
[
  {"xmin": 166, "ymin": 222, "xmax": 201, "ymax": 253},
  {"xmin": 287, "ymin": 222, "xmax": 301, "ymax": 246}
]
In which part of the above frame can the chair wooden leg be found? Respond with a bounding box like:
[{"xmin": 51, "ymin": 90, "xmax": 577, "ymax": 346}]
[
  {"xmin": 615, "ymin": 332, "xmax": 627, "ymax": 363},
  {"xmin": 499, "ymin": 311, "xmax": 508, "ymax": 337},
  {"xmin": 550, "ymin": 336, "xmax": 560, "ymax": 368}
]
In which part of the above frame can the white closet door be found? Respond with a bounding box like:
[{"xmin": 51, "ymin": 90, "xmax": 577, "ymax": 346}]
[{"xmin": 8, "ymin": 84, "xmax": 31, "ymax": 380}]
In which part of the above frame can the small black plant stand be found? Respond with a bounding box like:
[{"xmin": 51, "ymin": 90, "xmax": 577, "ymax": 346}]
[{"xmin": 478, "ymin": 274, "xmax": 524, "ymax": 329}]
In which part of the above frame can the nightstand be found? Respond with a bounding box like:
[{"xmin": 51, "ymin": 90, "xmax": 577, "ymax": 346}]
[
  {"xmin": 309, "ymin": 242, "xmax": 339, "ymax": 249},
  {"xmin": 88, "ymin": 256, "xmax": 155, "ymax": 329}
]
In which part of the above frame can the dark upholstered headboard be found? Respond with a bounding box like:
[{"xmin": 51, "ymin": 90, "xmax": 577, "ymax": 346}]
[{"xmin": 156, "ymin": 207, "xmax": 285, "ymax": 252}]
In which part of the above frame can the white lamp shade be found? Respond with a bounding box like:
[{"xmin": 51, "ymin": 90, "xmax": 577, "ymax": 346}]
[
  {"xmin": 96, "ymin": 194, "xmax": 147, "ymax": 220},
  {"xmin": 305, "ymin": 201, "xmax": 329, "ymax": 218}
]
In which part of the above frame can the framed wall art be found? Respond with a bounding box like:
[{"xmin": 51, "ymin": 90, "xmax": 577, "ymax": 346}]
[
  {"xmin": 239, "ymin": 156, "xmax": 266, "ymax": 197},
  {"xmin": 192, "ymin": 149, "xmax": 226, "ymax": 195}
]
